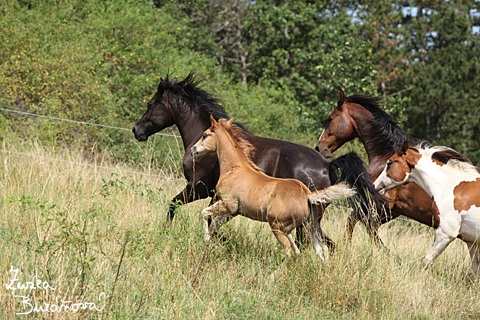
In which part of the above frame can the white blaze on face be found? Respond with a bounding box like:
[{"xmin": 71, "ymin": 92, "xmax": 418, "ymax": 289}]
[
  {"xmin": 373, "ymin": 165, "xmax": 390, "ymax": 190},
  {"xmin": 318, "ymin": 128, "xmax": 326, "ymax": 142}
]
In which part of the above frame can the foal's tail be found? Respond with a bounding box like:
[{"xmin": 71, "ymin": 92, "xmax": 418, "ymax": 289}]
[{"xmin": 307, "ymin": 183, "xmax": 356, "ymax": 205}]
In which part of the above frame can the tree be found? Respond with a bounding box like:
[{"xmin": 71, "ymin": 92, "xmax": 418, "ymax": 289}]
[
  {"xmin": 400, "ymin": 2, "xmax": 480, "ymax": 162},
  {"xmin": 165, "ymin": 0, "xmax": 377, "ymax": 134}
]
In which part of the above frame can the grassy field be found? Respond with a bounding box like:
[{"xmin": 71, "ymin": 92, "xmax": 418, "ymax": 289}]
[{"xmin": 1, "ymin": 138, "xmax": 479, "ymax": 319}]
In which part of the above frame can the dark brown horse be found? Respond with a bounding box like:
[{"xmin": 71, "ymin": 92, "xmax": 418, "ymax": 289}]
[
  {"xmin": 132, "ymin": 73, "xmax": 378, "ymax": 249},
  {"xmin": 316, "ymin": 90, "xmax": 442, "ymax": 244}
]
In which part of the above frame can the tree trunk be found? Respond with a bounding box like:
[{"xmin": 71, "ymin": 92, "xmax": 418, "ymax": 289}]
[{"xmin": 425, "ymin": 113, "xmax": 431, "ymax": 141}]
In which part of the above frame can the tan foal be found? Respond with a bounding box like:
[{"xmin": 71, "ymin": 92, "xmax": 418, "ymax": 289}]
[{"xmin": 192, "ymin": 116, "xmax": 355, "ymax": 260}]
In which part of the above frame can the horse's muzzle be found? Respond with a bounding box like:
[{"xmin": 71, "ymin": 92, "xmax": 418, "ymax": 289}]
[
  {"xmin": 132, "ymin": 125, "xmax": 148, "ymax": 141},
  {"xmin": 315, "ymin": 145, "xmax": 331, "ymax": 158},
  {"xmin": 191, "ymin": 146, "xmax": 199, "ymax": 160},
  {"xmin": 373, "ymin": 180, "xmax": 387, "ymax": 195}
]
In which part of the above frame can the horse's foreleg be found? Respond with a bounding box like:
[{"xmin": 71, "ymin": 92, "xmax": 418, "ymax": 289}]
[
  {"xmin": 423, "ymin": 229, "xmax": 455, "ymax": 269},
  {"xmin": 167, "ymin": 180, "xmax": 213, "ymax": 221},
  {"xmin": 295, "ymin": 225, "xmax": 307, "ymax": 249},
  {"xmin": 167, "ymin": 188, "xmax": 191, "ymax": 221},
  {"xmin": 210, "ymin": 215, "xmax": 233, "ymax": 236},
  {"xmin": 201, "ymin": 200, "xmax": 233, "ymax": 242}
]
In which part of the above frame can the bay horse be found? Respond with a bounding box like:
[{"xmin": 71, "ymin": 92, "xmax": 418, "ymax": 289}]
[
  {"xmin": 315, "ymin": 90, "xmax": 440, "ymax": 245},
  {"xmin": 374, "ymin": 142, "xmax": 480, "ymax": 275},
  {"xmin": 132, "ymin": 73, "xmax": 378, "ymax": 248},
  {"xmin": 192, "ymin": 116, "xmax": 356, "ymax": 259}
]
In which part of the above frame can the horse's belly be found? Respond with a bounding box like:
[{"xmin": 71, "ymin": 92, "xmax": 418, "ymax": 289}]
[
  {"xmin": 459, "ymin": 206, "xmax": 480, "ymax": 242},
  {"xmin": 239, "ymin": 205, "xmax": 268, "ymax": 222}
]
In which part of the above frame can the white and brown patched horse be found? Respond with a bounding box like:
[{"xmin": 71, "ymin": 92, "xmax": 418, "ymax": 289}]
[
  {"xmin": 192, "ymin": 116, "xmax": 356, "ymax": 260},
  {"xmin": 374, "ymin": 141, "xmax": 480, "ymax": 275}
]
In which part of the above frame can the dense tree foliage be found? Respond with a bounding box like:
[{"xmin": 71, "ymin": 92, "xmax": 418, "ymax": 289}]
[
  {"xmin": 2, "ymin": 0, "xmax": 480, "ymax": 165},
  {"xmin": 0, "ymin": 0, "xmax": 315, "ymax": 168},
  {"xmin": 165, "ymin": 0, "xmax": 480, "ymax": 163},
  {"xmin": 169, "ymin": 0, "xmax": 377, "ymax": 134}
]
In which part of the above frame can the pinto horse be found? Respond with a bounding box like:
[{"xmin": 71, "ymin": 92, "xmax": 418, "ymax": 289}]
[
  {"xmin": 315, "ymin": 90, "xmax": 439, "ymax": 245},
  {"xmin": 192, "ymin": 117, "xmax": 355, "ymax": 259},
  {"xmin": 132, "ymin": 72, "xmax": 378, "ymax": 249},
  {"xmin": 374, "ymin": 142, "xmax": 480, "ymax": 275}
]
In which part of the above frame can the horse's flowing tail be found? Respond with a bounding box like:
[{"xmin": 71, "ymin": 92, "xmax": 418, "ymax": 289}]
[
  {"xmin": 308, "ymin": 182, "xmax": 356, "ymax": 205},
  {"xmin": 327, "ymin": 152, "xmax": 385, "ymax": 221}
]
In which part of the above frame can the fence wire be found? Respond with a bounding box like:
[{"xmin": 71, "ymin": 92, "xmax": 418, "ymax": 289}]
[
  {"xmin": 0, "ymin": 107, "xmax": 185, "ymax": 180},
  {"xmin": 0, "ymin": 107, "xmax": 181, "ymax": 138}
]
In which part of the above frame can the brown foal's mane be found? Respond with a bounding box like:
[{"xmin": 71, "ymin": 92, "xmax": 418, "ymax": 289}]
[{"xmin": 222, "ymin": 122, "xmax": 262, "ymax": 172}]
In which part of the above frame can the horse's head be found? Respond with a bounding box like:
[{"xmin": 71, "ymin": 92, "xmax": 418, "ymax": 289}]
[
  {"xmin": 132, "ymin": 77, "xmax": 178, "ymax": 141},
  {"xmin": 192, "ymin": 116, "xmax": 233, "ymax": 159},
  {"xmin": 315, "ymin": 90, "xmax": 359, "ymax": 158},
  {"xmin": 373, "ymin": 141, "xmax": 421, "ymax": 192}
]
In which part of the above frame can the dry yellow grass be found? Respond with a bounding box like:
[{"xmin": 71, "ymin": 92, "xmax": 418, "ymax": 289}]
[{"xmin": 0, "ymin": 138, "xmax": 479, "ymax": 319}]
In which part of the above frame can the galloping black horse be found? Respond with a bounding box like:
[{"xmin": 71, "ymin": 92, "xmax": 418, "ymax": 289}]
[{"xmin": 132, "ymin": 72, "xmax": 379, "ymax": 249}]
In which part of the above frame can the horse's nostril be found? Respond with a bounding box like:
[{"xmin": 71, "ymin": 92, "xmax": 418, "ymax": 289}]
[
  {"xmin": 132, "ymin": 127, "xmax": 136, "ymax": 134},
  {"xmin": 314, "ymin": 145, "xmax": 320, "ymax": 152}
]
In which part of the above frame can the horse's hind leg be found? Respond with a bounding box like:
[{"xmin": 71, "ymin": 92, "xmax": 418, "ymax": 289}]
[
  {"xmin": 346, "ymin": 213, "xmax": 358, "ymax": 243},
  {"xmin": 466, "ymin": 241, "xmax": 480, "ymax": 276},
  {"xmin": 309, "ymin": 206, "xmax": 329, "ymax": 261},
  {"xmin": 270, "ymin": 222, "xmax": 296, "ymax": 257},
  {"xmin": 286, "ymin": 234, "xmax": 301, "ymax": 255}
]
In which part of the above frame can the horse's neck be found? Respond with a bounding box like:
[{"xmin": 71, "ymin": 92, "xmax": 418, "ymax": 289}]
[
  {"xmin": 368, "ymin": 157, "xmax": 392, "ymax": 181},
  {"xmin": 352, "ymin": 107, "xmax": 411, "ymax": 174},
  {"xmin": 174, "ymin": 108, "xmax": 210, "ymax": 150},
  {"xmin": 409, "ymin": 157, "xmax": 472, "ymax": 200},
  {"xmin": 216, "ymin": 128, "xmax": 251, "ymax": 174}
]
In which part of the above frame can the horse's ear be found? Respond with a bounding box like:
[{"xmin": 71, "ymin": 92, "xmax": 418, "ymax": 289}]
[
  {"xmin": 226, "ymin": 118, "xmax": 234, "ymax": 126},
  {"xmin": 171, "ymin": 77, "xmax": 178, "ymax": 85},
  {"xmin": 210, "ymin": 114, "xmax": 218, "ymax": 126},
  {"xmin": 398, "ymin": 140, "xmax": 409, "ymax": 156}
]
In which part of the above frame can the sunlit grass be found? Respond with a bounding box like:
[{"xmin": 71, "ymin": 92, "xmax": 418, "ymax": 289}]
[{"xmin": 0, "ymin": 139, "xmax": 479, "ymax": 319}]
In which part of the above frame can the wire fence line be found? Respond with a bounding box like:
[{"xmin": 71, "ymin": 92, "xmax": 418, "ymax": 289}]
[
  {"xmin": 0, "ymin": 149, "xmax": 186, "ymax": 181},
  {"xmin": 0, "ymin": 107, "xmax": 185, "ymax": 179},
  {"xmin": 0, "ymin": 107, "xmax": 181, "ymax": 138},
  {"xmin": 0, "ymin": 107, "xmax": 417, "ymax": 221}
]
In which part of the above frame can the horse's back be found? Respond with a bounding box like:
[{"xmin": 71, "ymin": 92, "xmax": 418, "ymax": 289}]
[{"xmin": 245, "ymin": 133, "xmax": 330, "ymax": 191}]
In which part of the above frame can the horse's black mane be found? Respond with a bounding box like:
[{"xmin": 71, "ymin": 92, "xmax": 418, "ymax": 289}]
[
  {"xmin": 431, "ymin": 148, "xmax": 473, "ymax": 166},
  {"xmin": 345, "ymin": 95, "xmax": 424, "ymax": 158},
  {"xmin": 156, "ymin": 71, "xmax": 247, "ymax": 131}
]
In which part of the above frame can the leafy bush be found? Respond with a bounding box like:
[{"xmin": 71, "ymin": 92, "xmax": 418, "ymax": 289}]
[{"xmin": 1, "ymin": 0, "xmax": 340, "ymax": 171}]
